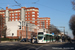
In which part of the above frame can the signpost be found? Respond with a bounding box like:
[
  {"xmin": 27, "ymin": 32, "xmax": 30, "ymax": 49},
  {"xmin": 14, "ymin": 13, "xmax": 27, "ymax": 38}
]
[
  {"xmin": 52, "ymin": 33, "xmax": 54, "ymax": 36},
  {"xmin": 52, "ymin": 33, "xmax": 54, "ymax": 42}
]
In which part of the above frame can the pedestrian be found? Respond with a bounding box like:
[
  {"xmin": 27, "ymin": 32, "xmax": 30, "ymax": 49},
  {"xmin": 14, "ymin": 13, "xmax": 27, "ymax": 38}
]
[
  {"xmin": 62, "ymin": 36, "xmax": 64, "ymax": 42},
  {"xmin": 68, "ymin": 37, "xmax": 71, "ymax": 43},
  {"xmin": 31, "ymin": 38, "xmax": 33, "ymax": 43},
  {"xmin": 56, "ymin": 36, "xmax": 57, "ymax": 42},
  {"xmin": 57, "ymin": 36, "xmax": 59, "ymax": 42}
]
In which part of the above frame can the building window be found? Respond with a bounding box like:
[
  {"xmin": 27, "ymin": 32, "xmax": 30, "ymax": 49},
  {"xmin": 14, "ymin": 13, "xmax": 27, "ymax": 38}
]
[
  {"xmin": 15, "ymin": 13, "xmax": 18, "ymax": 15},
  {"xmin": 37, "ymin": 21, "xmax": 40, "ymax": 23},
  {"xmin": 16, "ymin": 16, "xmax": 18, "ymax": 18},
  {"xmin": 16, "ymin": 11, "xmax": 17, "ymax": 12},
  {"xmin": 37, "ymin": 13, "xmax": 39, "ymax": 14},
  {"xmin": 46, "ymin": 27, "xmax": 48, "ymax": 28},
  {"xmin": 46, "ymin": 21, "xmax": 48, "ymax": 22},
  {"xmin": 32, "ymin": 9, "xmax": 35, "ymax": 10},
  {"xmin": 32, "ymin": 21, "xmax": 35, "ymax": 23},
  {"xmin": 26, "ymin": 12, "xmax": 27, "ymax": 14},
  {"xmin": 12, "ymin": 17, "xmax": 14, "ymax": 18},
  {"xmin": 12, "ymin": 19, "xmax": 14, "ymax": 21},
  {"xmin": 38, "ymin": 25, "xmax": 40, "ymax": 26},
  {"xmin": 26, "ymin": 15, "xmax": 27, "ymax": 17},
  {"xmin": 25, "ymin": 9, "xmax": 27, "ymax": 11},
  {"xmin": 25, "ymin": 18, "xmax": 27, "ymax": 20},
  {"xmin": 46, "ymin": 23, "xmax": 48, "ymax": 24},
  {"xmin": 32, "ymin": 15, "xmax": 35, "ymax": 17},
  {"xmin": 46, "ymin": 25, "xmax": 48, "ymax": 28},
  {"xmin": 15, "ymin": 19, "xmax": 17, "ymax": 21},
  {"xmin": 37, "ymin": 16, "xmax": 39, "ymax": 17},
  {"xmin": 32, "ymin": 12, "xmax": 35, "ymax": 14},
  {"xmin": 32, "ymin": 18, "xmax": 35, "ymax": 20},
  {"xmin": 12, "ymin": 14, "xmax": 14, "ymax": 16}
]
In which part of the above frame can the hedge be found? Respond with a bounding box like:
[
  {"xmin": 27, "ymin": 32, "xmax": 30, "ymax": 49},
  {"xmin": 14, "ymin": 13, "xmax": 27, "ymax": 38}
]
[
  {"xmin": 1, "ymin": 38, "xmax": 20, "ymax": 41},
  {"xmin": 1, "ymin": 38, "xmax": 10, "ymax": 41}
]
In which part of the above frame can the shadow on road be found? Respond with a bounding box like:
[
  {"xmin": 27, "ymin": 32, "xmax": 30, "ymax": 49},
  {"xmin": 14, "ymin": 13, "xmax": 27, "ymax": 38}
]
[{"xmin": 38, "ymin": 43, "xmax": 75, "ymax": 50}]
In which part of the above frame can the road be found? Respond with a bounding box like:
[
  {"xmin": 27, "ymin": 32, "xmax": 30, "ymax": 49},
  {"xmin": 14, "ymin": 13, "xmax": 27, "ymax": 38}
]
[{"xmin": 0, "ymin": 42, "xmax": 75, "ymax": 50}]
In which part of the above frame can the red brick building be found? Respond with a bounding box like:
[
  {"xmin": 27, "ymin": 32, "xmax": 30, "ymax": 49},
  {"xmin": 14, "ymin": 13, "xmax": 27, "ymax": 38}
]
[{"xmin": 0, "ymin": 7, "xmax": 50, "ymax": 39}]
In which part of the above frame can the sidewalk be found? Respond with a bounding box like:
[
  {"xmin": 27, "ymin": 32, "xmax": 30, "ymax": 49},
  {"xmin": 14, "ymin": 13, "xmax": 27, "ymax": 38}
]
[
  {"xmin": 1, "ymin": 41, "xmax": 18, "ymax": 43},
  {"xmin": 48, "ymin": 42, "xmax": 67, "ymax": 44}
]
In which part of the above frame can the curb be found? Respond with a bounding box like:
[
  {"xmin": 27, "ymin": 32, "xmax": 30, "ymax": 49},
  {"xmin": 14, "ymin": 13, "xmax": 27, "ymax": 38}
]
[{"xmin": 1, "ymin": 41, "xmax": 18, "ymax": 43}]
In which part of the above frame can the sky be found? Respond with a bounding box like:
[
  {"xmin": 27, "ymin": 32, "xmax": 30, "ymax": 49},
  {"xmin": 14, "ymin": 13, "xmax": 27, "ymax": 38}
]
[{"xmin": 0, "ymin": 0, "xmax": 75, "ymax": 38}]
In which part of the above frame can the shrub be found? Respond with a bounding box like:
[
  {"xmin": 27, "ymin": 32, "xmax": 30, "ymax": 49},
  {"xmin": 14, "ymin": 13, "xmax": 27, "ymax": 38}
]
[{"xmin": 1, "ymin": 38, "xmax": 10, "ymax": 41}]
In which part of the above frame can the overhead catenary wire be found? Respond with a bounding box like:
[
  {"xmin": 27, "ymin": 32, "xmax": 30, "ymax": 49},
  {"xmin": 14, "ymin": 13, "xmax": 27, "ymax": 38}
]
[
  {"xmin": 32, "ymin": 2, "xmax": 72, "ymax": 15},
  {"xmin": 12, "ymin": 0, "xmax": 21, "ymax": 7},
  {"xmin": 0, "ymin": 7, "xmax": 4, "ymax": 9}
]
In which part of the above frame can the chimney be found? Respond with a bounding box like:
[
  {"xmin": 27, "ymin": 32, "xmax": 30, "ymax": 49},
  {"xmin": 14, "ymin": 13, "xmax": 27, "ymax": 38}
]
[{"xmin": 6, "ymin": 7, "xmax": 8, "ymax": 10}]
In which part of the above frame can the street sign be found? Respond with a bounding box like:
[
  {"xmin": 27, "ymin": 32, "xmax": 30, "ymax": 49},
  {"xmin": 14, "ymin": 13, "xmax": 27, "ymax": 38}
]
[{"xmin": 52, "ymin": 33, "xmax": 54, "ymax": 36}]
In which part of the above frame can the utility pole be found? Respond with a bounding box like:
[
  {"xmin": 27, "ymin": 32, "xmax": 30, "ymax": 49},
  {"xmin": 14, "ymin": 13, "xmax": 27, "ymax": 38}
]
[
  {"xmin": 0, "ymin": 16, "xmax": 2, "ymax": 43},
  {"xmin": 42, "ymin": 21, "xmax": 45, "ymax": 32},
  {"xmin": 55, "ymin": 26, "xmax": 65, "ymax": 35},
  {"xmin": 25, "ymin": 20, "xmax": 38, "ymax": 42},
  {"xmin": 26, "ymin": 22, "xmax": 28, "ymax": 42},
  {"xmin": 64, "ymin": 27, "xmax": 65, "ymax": 36}
]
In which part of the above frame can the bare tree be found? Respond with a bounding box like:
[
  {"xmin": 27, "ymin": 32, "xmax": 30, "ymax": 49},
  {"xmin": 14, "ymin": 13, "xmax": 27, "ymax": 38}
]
[
  {"xmin": 71, "ymin": 0, "xmax": 75, "ymax": 10},
  {"xmin": 69, "ymin": 15, "xmax": 75, "ymax": 39},
  {"xmin": 48, "ymin": 24, "xmax": 60, "ymax": 35},
  {"xmin": 0, "ymin": 15, "xmax": 7, "ymax": 38}
]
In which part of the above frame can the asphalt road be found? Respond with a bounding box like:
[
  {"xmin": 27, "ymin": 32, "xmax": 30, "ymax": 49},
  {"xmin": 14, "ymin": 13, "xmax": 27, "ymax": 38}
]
[{"xmin": 0, "ymin": 42, "xmax": 75, "ymax": 50}]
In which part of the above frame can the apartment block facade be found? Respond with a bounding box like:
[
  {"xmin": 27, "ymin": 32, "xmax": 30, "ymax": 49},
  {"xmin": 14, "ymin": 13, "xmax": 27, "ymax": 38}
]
[
  {"xmin": 0, "ymin": 7, "xmax": 50, "ymax": 29},
  {"xmin": 0, "ymin": 7, "xmax": 50, "ymax": 39}
]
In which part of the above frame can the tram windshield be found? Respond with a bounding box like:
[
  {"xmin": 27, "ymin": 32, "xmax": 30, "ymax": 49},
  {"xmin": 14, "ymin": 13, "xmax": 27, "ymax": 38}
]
[{"xmin": 38, "ymin": 36, "xmax": 43, "ymax": 40}]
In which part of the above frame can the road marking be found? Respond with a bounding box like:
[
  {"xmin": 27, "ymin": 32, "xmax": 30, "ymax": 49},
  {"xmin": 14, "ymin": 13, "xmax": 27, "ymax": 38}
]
[
  {"xmin": 17, "ymin": 46, "xmax": 26, "ymax": 50},
  {"xmin": 17, "ymin": 46, "xmax": 36, "ymax": 50},
  {"xmin": 27, "ymin": 47, "xmax": 36, "ymax": 50},
  {"xmin": 35, "ymin": 44, "xmax": 50, "ymax": 50}
]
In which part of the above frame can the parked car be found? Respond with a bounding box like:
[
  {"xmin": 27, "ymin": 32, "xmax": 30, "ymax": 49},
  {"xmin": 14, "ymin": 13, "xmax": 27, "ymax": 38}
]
[
  {"xmin": 20, "ymin": 38, "xmax": 28, "ymax": 42},
  {"xmin": 28, "ymin": 39, "xmax": 31, "ymax": 42}
]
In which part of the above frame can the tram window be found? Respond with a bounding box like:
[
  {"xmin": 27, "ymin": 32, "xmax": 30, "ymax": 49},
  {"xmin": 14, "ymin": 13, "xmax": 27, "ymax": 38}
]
[
  {"xmin": 38, "ymin": 32, "xmax": 43, "ymax": 35},
  {"xmin": 44, "ymin": 37, "xmax": 46, "ymax": 40},
  {"xmin": 38, "ymin": 36, "xmax": 43, "ymax": 40}
]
